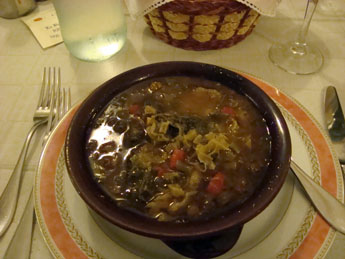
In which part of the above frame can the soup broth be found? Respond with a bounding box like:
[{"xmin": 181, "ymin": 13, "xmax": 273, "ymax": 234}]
[{"xmin": 87, "ymin": 77, "xmax": 271, "ymax": 222}]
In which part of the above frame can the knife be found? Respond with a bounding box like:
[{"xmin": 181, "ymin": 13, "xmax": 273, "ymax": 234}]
[
  {"xmin": 324, "ymin": 86, "xmax": 345, "ymax": 174},
  {"xmin": 290, "ymin": 160, "xmax": 345, "ymax": 235}
]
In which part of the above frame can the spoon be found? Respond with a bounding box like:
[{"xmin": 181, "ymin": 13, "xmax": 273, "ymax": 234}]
[
  {"xmin": 324, "ymin": 85, "xmax": 345, "ymax": 174},
  {"xmin": 290, "ymin": 159, "xmax": 345, "ymax": 234}
]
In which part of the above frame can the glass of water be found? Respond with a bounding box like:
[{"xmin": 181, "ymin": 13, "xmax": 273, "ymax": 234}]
[{"xmin": 53, "ymin": 0, "xmax": 127, "ymax": 62}]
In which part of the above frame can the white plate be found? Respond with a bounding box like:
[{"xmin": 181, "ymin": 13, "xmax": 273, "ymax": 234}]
[{"xmin": 34, "ymin": 74, "xmax": 344, "ymax": 259}]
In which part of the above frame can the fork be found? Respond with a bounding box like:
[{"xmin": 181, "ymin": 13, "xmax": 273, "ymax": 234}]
[
  {"xmin": 0, "ymin": 67, "xmax": 60, "ymax": 236},
  {"xmin": 3, "ymin": 84, "xmax": 71, "ymax": 259},
  {"xmin": 43, "ymin": 75, "xmax": 71, "ymax": 145},
  {"xmin": 4, "ymin": 83, "xmax": 71, "ymax": 258}
]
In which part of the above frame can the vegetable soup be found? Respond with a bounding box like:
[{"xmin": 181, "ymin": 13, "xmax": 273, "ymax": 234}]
[{"xmin": 87, "ymin": 77, "xmax": 271, "ymax": 222}]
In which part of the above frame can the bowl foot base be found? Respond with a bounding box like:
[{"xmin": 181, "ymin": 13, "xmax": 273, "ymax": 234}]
[{"xmin": 163, "ymin": 225, "xmax": 243, "ymax": 258}]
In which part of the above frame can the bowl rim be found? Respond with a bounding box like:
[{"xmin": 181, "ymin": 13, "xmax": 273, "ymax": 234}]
[{"xmin": 65, "ymin": 61, "xmax": 291, "ymax": 239}]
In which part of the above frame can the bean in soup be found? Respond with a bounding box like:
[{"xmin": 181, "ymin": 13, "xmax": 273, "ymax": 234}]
[{"xmin": 87, "ymin": 77, "xmax": 271, "ymax": 222}]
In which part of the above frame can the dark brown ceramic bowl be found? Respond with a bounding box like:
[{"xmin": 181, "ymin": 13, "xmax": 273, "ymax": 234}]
[{"xmin": 65, "ymin": 62, "xmax": 291, "ymax": 258}]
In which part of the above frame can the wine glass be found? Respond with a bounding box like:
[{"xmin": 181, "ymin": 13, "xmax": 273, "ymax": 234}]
[{"xmin": 269, "ymin": 0, "xmax": 323, "ymax": 75}]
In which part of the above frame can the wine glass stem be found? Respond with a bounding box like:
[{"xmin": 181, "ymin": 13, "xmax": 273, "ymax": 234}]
[{"xmin": 296, "ymin": 0, "xmax": 318, "ymax": 47}]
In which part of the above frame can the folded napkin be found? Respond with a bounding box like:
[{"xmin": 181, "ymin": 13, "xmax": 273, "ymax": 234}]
[{"xmin": 124, "ymin": 0, "xmax": 280, "ymax": 18}]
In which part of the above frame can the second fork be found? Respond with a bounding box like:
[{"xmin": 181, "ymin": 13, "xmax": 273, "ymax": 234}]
[{"xmin": 3, "ymin": 83, "xmax": 71, "ymax": 259}]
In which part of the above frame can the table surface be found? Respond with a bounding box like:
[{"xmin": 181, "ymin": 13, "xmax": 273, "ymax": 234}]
[{"xmin": 0, "ymin": 0, "xmax": 344, "ymax": 258}]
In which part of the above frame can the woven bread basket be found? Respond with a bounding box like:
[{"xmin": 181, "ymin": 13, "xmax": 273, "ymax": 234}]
[{"xmin": 144, "ymin": 0, "xmax": 260, "ymax": 50}]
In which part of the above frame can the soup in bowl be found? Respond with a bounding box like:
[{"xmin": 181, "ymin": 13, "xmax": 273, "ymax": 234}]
[{"xmin": 65, "ymin": 62, "xmax": 291, "ymax": 258}]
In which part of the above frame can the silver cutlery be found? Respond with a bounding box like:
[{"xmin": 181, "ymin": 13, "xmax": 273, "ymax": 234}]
[
  {"xmin": 3, "ymin": 193, "xmax": 34, "ymax": 259},
  {"xmin": 290, "ymin": 160, "xmax": 345, "ymax": 234},
  {"xmin": 43, "ymin": 71, "xmax": 71, "ymax": 145},
  {"xmin": 3, "ymin": 82, "xmax": 71, "ymax": 259},
  {"xmin": 0, "ymin": 67, "xmax": 59, "ymax": 236},
  {"xmin": 291, "ymin": 86, "xmax": 345, "ymax": 234},
  {"xmin": 324, "ymin": 85, "xmax": 345, "ymax": 175}
]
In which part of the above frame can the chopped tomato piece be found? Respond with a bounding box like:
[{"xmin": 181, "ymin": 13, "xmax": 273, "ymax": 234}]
[
  {"xmin": 221, "ymin": 106, "xmax": 235, "ymax": 116},
  {"xmin": 169, "ymin": 149, "xmax": 186, "ymax": 169},
  {"xmin": 154, "ymin": 166, "xmax": 166, "ymax": 177},
  {"xmin": 129, "ymin": 104, "xmax": 140, "ymax": 115},
  {"xmin": 207, "ymin": 172, "xmax": 225, "ymax": 195}
]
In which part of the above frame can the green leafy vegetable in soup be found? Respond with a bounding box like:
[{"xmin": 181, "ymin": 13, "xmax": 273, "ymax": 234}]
[{"xmin": 87, "ymin": 77, "xmax": 271, "ymax": 222}]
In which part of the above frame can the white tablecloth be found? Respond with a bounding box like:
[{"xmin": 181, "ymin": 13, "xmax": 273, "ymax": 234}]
[{"xmin": 0, "ymin": 0, "xmax": 344, "ymax": 258}]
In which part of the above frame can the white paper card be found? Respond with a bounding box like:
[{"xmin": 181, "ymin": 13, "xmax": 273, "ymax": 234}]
[{"xmin": 21, "ymin": 8, "xmax": 63, "ymax": 49}]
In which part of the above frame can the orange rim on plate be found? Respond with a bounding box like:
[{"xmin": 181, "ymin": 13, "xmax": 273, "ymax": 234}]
[{"xmin": 34, "ymin": 73, "xmax": 344, "ymax": 259}]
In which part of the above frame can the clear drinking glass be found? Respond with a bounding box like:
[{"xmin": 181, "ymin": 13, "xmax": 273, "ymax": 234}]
[
  {"xmin": 0, "ymin": 0, "xmax": 36, "ymax": 19},
  {"xmin": 53, "ymin": 0, "xmax": 127, "ymax": 62},
  {"xmin": 269, "ymin": 0, "xmax": 323, "ymax": 75}
]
